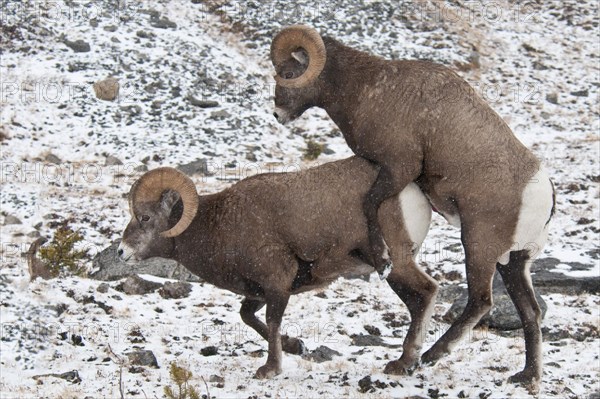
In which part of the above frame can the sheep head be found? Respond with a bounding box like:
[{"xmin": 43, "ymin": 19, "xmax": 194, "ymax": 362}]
[
  {"xmin": 118, "ymin": 167, "xmax": 199, "ymax": 261},
  {"xmin": 271, "ymin": 25, "xmax": 326, "ymax": 124}
]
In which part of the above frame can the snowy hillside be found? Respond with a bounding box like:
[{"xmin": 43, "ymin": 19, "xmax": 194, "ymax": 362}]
[{"xmin": 1, "ymin": 1, "xmax": 598, "ymax": 398}]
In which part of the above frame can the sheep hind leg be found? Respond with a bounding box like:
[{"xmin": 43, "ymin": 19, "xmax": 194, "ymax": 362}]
[
  {"xmin": 254, "ymin": 289, "xmax": 290, "ymax": 379},
  {"xmin": 497, "ymin": 250, "xmax": 542, "ymax": 394},
  {"xmin": 240, "ymin": 298, "xmax": 305, "ymax": 355},
  {"xmin": 364, "ymin": 166, "xmax": 410, "ymax": 280},
  {"xmin": 421, "ymin": 247, "xmax": 497, "ymax": 365},
  {"xmin": 384, "ymin": 258, "xmax": 438, "ymax": 375}
]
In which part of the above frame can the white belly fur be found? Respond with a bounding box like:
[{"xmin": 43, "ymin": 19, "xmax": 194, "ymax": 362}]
[
  {"xmin": 498, "ymin": 167, "xmax": 554, "ymax": 265},
  {"xmin": 399, "ymin": 183, "xmax": 432, "ymax": 252}
]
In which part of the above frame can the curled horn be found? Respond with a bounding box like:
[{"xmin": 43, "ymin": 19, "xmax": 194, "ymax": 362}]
[
  {"xmin": 129, "ymin": 167, "xmax": 199, "ymax": 238},
  {"xmin": 270, "ymin": 25, "xmax": 326, "ymax": 88}
]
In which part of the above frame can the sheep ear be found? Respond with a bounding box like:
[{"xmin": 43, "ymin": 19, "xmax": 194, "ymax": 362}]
[
  {"xmin": 160, "ymin": 190, "xmax": 181, "ymax": 213},
  {"xmin": 291, "ymin": 50, "xmax": 309, "ymax": 66}
]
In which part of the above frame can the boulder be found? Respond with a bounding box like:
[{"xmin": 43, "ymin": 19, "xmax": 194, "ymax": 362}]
[
  {"xmin": 90, "ymin": 243, "xmax": 201, "ymax": 282},
  {"xmin": 531, "ymin": 257, "xmax": 599, "ymax": 295},
  {"xmin": 63, "ymin": 39, "xmax": 90, "ymax": 53},
  {"xmin": 116, "ymin": 275, "xmax": 162, "ymax": 295},
  {"xmin": 126, "ymin": 349, "xmax": 159, "ymax": 368},
  {"xmin": 93, "ymin": 77, "xmax": 120, "ymax": 101},
  {"xmin": 443, "ymin": 272, "xmax": 548, "ymax": 330},
  {"xmin": 159, "ymin": 281, "xmax": 192, "ymax": 299},
  {"xmin": 302, "ymin": 345, "xmax": 342, "ymax": 363}
]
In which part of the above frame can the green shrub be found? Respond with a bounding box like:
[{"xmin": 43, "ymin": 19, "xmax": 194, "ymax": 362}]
[
  {"xmin": 303, "ymin": 139, "xmax": 324, "ymax": 160},
  {"xmin": 39, "ymin": 225, "xmax": 88, "ymax": 277},
  {"xmin": 164, "ymin": 362, "xmax": 201, "ymax": 399}
]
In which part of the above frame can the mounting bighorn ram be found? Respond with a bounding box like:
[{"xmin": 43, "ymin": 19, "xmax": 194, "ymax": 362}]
[
  {"xmin": 271, "ymin": 25, "xmax": 555, "ymax": 391},
  {"xmin": 118, "ymin": 158, "xmax": 434, "ymax": 379}
]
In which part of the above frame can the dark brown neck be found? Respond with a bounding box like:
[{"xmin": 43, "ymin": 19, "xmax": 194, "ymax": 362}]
[{"xmin": 318, "ymin": 38, "xmax": 383, "ymax": 138}]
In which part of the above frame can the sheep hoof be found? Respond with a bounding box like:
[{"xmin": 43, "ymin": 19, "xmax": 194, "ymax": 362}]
[
  {"xmin": 384, "ymin": 359, "xmax": 417, "ymax": 375},
  {"xmin": 254, "ymin": 364, "xmax": 281, "ymax": 379},
  {"xmin": 378, "ymin": 261, "xmax": 393, "ymax": 280},
  {"xmin": 508, "ymin": 370, "xmax": 540, "ymax": 394},
  {"xmin": 420, "ymin": 349, "xmax": 441, "ymax": 366}
]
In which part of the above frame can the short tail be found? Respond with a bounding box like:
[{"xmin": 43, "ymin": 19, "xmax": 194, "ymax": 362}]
[{"xmin": 546, "ymin": 179, "xmax": 556, "ymax": 226}]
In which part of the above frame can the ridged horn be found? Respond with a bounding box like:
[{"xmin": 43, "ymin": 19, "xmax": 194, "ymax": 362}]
[
  {"xmin": 270, "ymin": 25, "xmax": 326, "ymax": 88},
  {"xmin": 129, "ymin": 167, "xmax": 199, "ymax": 238}
]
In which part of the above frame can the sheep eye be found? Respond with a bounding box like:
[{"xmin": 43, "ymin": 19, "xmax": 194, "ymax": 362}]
[
  {"xmin": 284, "ymin": 71, "xmax": 294, "ymax": 79},
  {"xmin": 141, "ymin": 215, "xmax": 150, "ymax": 222}
]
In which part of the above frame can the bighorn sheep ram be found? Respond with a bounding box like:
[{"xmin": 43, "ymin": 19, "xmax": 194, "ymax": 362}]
[
  {"xmin": 271, "ymin": 25, "xmax": 555, "ymax": 391},
  {"xmin": 118, "ymin": 157, "xmax": 434, "ymax": 379}
]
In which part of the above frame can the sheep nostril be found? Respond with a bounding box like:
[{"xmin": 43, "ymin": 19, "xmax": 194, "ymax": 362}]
[
  {"xmin": 273, "ymin": 112, "xmax": 279, "ymax": 120},
  {"xmin": 117, "ymin": 248, "xmax": 124, "ymax": 257}
]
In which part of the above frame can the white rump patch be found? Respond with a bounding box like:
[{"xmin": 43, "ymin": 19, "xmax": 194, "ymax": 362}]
[
  {"xmin": 499, "ymin": 168, "xmax": 554, "ymax": 265},
  {"xmin": 399, "ymin": 183, "xmax": 432, "ymax": 252}
]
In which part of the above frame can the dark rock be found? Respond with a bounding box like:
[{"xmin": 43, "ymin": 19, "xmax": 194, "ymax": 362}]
[
  {"xmin": 437, "ymin": 283, "xmax": 465, "ymax": 303},
  {"xmin": 71, "ymin": 334, "xmax": 84, "ymax": 346},
  {"xmin": 210, "ymin": 109, "xmax": 231, "ymax": 120},
  {"xmin": 129, "ymin": 366, "xmax": 145, "ymax": 373},
  {"xmin": 571, "ymin": 89, "xmax": 589, "ymax": 97},
  {"xmin": 444, "ymin": 258, "xmax": 598, "ymax": 328},
  {"xmin": 186, "ymin": 95, "xmax": 219, "ymax": 108},
  {"xmin": 444, "ymin": 272, "xmax": 548, "ymax": 330},
  {"xmin": 33, "ymin": 370, "xmax": 82, "ymax": 383},
  {"xmin": 522, "ymin": 43, "xmax": 539, "ymax": 53},
  {"xmin": 136, "ymin": 30, "xmax": 156, "ymax": 39},
  {"xmin": 358, "ymin": 376, "xmax": 374, "ymax": 393},
  {"xmin": 116, "ymin": 275, "xmax": 162, "ymax": 295},
  {"xmin": 209, "ymin": 375, "xmax": 224, "ymax": 383},
  {"xmin": 81, "ymin": 295, "xmax": 113, "ymax": 314},
  {"xmin": 103, "ymin": 25, "xmax": 118, "ymax": 32},
  {"xmin": 351, "ymin": 334, "xmax": 401, "ymax": 348},
  {"xmin": 104, "ymin": 155, "xmax": 123, "ymax": 166},
  {"xmin": 120, "ymin": 105, "xmax": 142, "ymax": 117},
  {"xmin": 57, "ymin": 370, "xmax": 82, "ymax": 383},
  {"xmin": 322, "ymin": 144, "xmax": 335, "ymax": 155},
  {"xmin": 245, "ymin": 151, "xmax": 258, "ymax": 162},
  {"xmin": 48, "ymin": 303, "xmax": 68, "ymax": 317},
  {"xmin": 201, "ymin": 346, "xmax": 218, "ymax": 356},
  {"xmin": 532, "ymin": 257, "xmax": 599, "ymax": 294},
  {"xmin": 302, "ymin": 345, "xmax": 342, "ymax": 363},
  {"xmin": 63, "ymin": 39, "xmax": 90, "ymax": 53},
  {"xmin": 159, "ymin": 281, "xmax": 192, "ymax": 299},
  {"xmin": 150, "ymin": 16, "xmax": 177, "ymax": 29},
  {"xmin": 546, "ymin": 93, "xmax": 559, "ymax": 104},
  {"xmin": 364, "ymin": 325, "xmax": 381, "ymax": 336},
  {"xmin": 128, "ymin": 328, "xmax": 145, "ymax": 343},
  {"xmin": 177, "ymin": 159, "xmax": 214, "ymax": 177},
  {"xmin": 97, "ymin": 283, "xmax": 110, "ymax": 293},
  {"xmin": 126, "ymin": 349, "xmax": 158, "ymax": 368},
  {"xmin": 44, "ymin": 153, "xmax": 62, "ymax": 164},
  {"xmin": 90, "ymin": 243, "xmax": 201, "ymax": 282},
  {"xmin": 3, "ymin": 215, "xmax": 22, "ymax": 225}
]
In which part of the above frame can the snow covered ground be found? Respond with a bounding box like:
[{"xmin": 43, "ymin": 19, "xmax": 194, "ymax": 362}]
[{"xmin": 1, "ymin": 0, "xmax": 598, "ymax": 397}]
